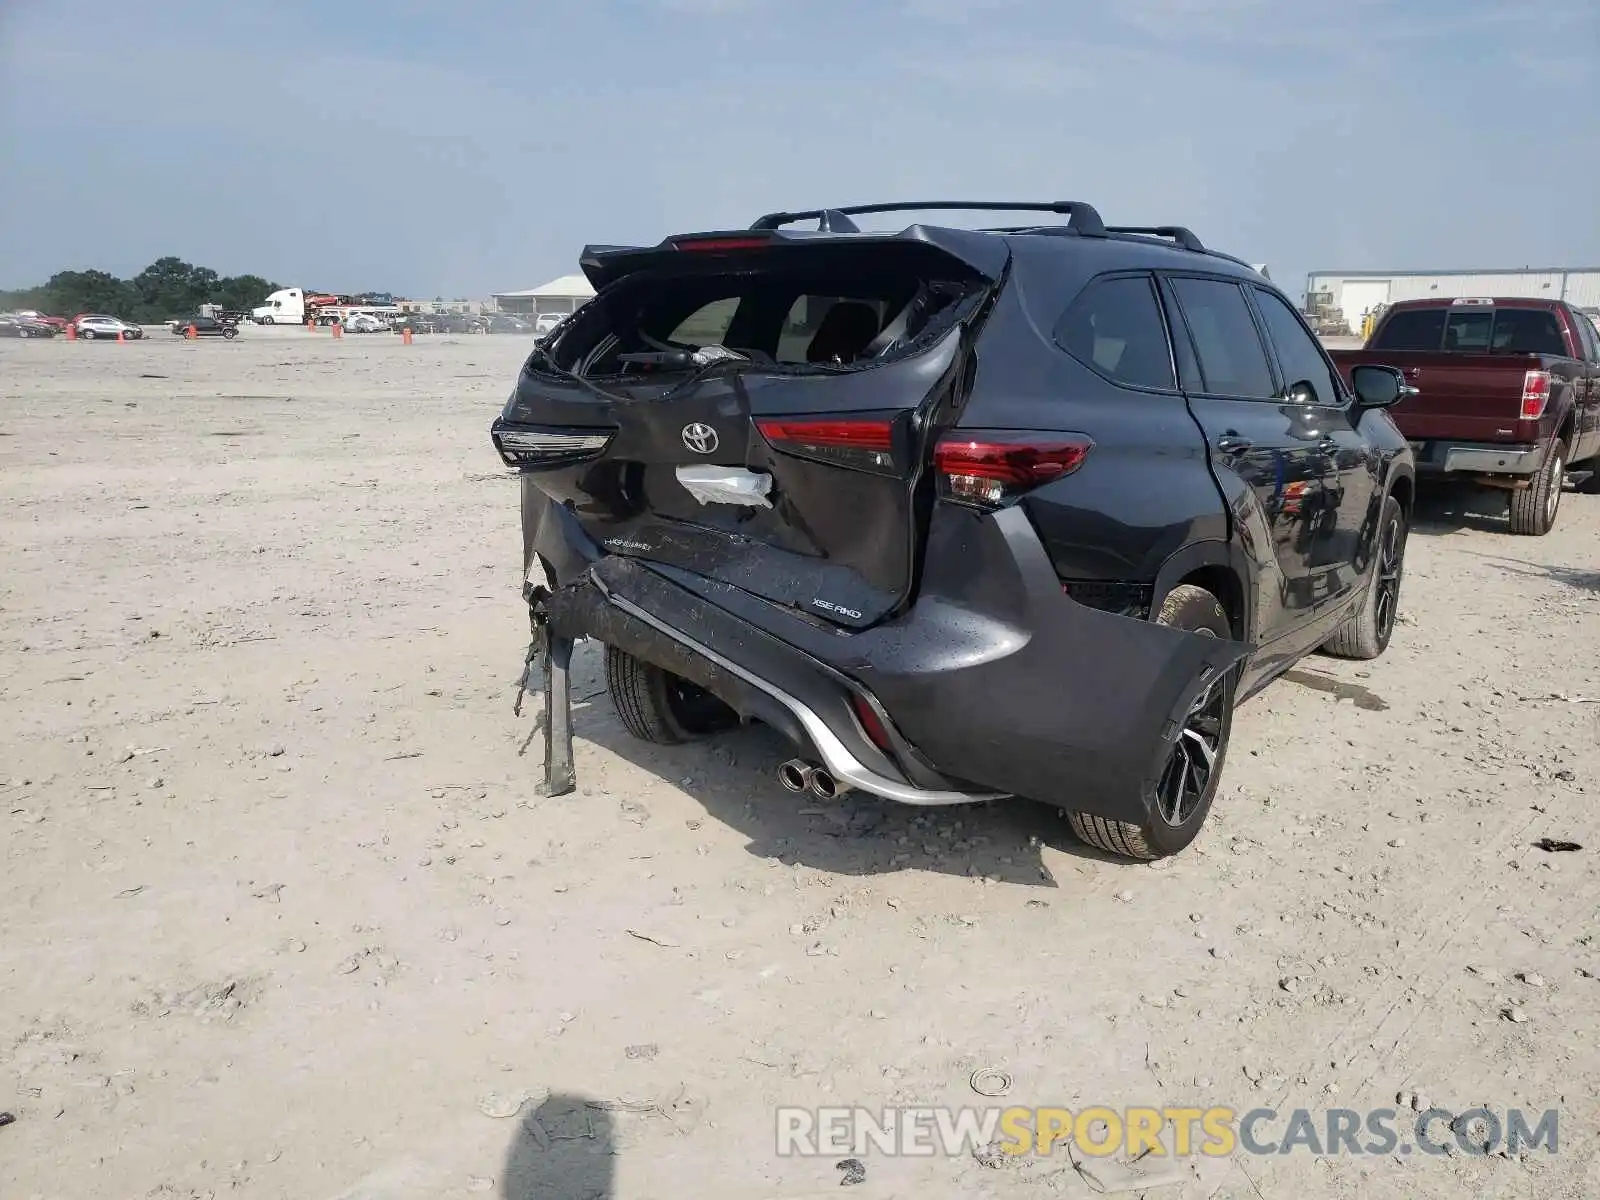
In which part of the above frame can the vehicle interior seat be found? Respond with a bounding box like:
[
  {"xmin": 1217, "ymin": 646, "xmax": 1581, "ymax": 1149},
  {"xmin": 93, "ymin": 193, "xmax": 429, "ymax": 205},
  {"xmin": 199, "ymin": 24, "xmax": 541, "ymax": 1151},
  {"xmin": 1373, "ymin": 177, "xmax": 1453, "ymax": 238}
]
[{"xmin": 806, "ymin": 301, "xmax": 882, "ymax": 364}]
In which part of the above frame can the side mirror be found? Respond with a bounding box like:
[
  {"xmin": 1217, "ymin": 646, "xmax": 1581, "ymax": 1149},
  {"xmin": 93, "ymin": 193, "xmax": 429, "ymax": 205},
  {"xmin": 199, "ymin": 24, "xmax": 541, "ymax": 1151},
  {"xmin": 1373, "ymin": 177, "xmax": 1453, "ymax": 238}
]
[{"xmin": 1350, "ymin": 364, "xmax": 1416, "ymax": 408}]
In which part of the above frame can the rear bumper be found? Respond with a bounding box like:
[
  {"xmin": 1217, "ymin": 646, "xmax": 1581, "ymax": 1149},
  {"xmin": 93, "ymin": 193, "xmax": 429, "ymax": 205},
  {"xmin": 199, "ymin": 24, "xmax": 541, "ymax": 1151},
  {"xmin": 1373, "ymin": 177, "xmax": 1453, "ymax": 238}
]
[
  {"xmin": 529, "ymin": 491, "xmax": 1249, "ymax": 823},
  {"xmin": 1409, "ymin": 440, "xmax": 1543, "ymax": 476}
]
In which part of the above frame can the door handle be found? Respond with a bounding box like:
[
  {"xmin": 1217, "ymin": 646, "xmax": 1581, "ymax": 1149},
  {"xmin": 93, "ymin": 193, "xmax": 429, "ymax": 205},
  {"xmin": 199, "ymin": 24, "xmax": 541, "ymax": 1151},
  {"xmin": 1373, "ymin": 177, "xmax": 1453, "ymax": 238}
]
[{"xmin": 1214, "ymin": 434, "xmax": 1253, "ymax": 454}]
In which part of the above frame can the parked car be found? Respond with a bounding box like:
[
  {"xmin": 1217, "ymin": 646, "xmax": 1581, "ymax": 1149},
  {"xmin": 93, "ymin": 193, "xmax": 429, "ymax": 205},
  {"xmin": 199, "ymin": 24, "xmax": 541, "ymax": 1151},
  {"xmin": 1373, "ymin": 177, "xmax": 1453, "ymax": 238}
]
[
  {"xmin": 390, "ymin": 313, "xmax": 438, "ymax": 334},
  {"xmin": 486, "ymin": 314, "xmax": 533, "ymax": 335},
  {"xmin": 533, "ymin": 313, "xmax": 564, "ymax": 337},
  {"xmin": 433, "ymin": 313, "xmax": 479, "ymax": 334},
  {"xmin": 73, "ymin": 314, "xmax": 144, "ymax": 340},
  {"xmin": 343, "ymin": 312, "xmax": 388, "ymax": 333},
  {"xmin": 1329, "ymin": 297, "xmax": 1600, "ymax": 534},
  {"xmin": 169, "ymin": 314, "xmax": 239, "ymax": 338},
  {"xmin": 493, "ymin": 200, "xmax": 1416, "ymax": 861},
  {"xmin": 0, "ymin": 314, "xmax": 58, "ymax": 338},
  {"xmin": 13, "ymin": 310, "xmax": 68, "ymax": 333}
]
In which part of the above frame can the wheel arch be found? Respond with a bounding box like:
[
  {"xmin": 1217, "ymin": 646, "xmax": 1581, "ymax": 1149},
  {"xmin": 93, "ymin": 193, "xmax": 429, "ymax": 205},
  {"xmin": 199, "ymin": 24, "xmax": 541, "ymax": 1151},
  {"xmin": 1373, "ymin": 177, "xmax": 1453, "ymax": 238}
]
[
  {"xmin": 1386, "ymin": 462, "xmax": 1415, "ymax": 519},
  {"xmin": 1151, "ymin": 540, "xmax": 1253, "ymax": 645}
]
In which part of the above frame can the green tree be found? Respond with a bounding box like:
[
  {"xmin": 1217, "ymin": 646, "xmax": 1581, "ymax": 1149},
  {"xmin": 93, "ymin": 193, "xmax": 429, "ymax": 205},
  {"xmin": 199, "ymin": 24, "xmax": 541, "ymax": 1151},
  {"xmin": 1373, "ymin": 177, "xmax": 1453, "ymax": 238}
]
[{"xmin": 3, "ymin": 260, "xmax": 282, "ymax": 322}]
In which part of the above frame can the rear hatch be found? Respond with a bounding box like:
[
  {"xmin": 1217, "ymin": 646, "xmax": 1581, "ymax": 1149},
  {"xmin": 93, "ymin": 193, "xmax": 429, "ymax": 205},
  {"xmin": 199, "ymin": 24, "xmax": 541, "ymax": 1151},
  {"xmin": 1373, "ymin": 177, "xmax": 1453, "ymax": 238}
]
[
  {"xmin": 1349, "ymin": 303, "xmax": 1568, "ymax": 442},
  {"xmin": 493, "ymin": 232, "xmax": 1004, "ymax": 629}
]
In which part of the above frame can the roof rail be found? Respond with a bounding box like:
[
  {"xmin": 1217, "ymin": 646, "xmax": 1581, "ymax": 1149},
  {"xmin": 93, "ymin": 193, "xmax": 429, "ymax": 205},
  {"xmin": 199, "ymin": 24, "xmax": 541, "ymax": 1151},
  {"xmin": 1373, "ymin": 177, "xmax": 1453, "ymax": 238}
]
[
  {"xmin": 1105, "ymin": 225, "xmax": 1206, "ymax": 253},
  {"xmin": 751, "ymin": 201, "xmax": 1107, "ymax": 238}
]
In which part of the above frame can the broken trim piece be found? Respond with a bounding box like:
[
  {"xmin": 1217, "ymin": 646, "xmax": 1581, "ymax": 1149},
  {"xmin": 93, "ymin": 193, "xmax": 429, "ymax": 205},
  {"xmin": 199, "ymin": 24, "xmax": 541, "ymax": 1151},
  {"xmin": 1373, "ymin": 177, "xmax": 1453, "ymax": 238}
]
[
  {"xmin": 674, "ymin": 465, "xmax": 774, "ymax": 508},
  {"xmin": 593, "ymin": 575, "xmax": 1006, "ymax": 807}
]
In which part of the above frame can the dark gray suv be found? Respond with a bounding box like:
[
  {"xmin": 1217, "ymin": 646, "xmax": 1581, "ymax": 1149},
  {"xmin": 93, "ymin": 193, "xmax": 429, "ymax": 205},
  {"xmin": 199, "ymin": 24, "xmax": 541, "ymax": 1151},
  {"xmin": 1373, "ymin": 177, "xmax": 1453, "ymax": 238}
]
[{"xmin": 492, "ymin": 201, "xmax": 1415, "ymax": 859}]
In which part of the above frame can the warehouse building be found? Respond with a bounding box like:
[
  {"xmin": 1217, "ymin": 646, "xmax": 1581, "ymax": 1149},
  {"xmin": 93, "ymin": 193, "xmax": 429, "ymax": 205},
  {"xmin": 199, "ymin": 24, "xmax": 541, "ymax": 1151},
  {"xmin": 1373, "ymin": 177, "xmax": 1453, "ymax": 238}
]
[
  {"xmin": 1304, "ymin": 267, "xmax": 1600, "ymax": 336},
  {"xmin": 492, "ymin": 274, "xmax": 597, "ymax": 318}
]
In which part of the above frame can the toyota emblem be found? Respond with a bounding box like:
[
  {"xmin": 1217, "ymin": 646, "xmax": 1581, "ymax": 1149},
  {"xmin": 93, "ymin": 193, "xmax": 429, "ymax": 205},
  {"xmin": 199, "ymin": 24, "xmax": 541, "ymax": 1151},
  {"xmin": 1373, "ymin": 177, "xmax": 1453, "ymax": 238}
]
[{"xmin": 681, "ymin": 422, "xmax": 719, "ymax": 455}]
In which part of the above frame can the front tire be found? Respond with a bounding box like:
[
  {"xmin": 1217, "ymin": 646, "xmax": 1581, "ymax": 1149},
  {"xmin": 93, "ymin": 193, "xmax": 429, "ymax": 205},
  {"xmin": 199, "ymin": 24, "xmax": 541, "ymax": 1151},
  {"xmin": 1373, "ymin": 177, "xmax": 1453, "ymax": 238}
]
[
  {"xmin": 1508, "ymin": 441, "xmax": 1564, "ymax": 535},
  {"xmin": 81, "ymin": 329, "xmax": 96, "ymax": 340},
  {"xmin": 604, "ymin": 645, "xmax": 737, "ymax": 745},
  {"xmin": 1067, "ymin": 584, "xmax": 1234, "ymax": 861},
  {"xmin": 1323, "ymin": 492, "xmax": 1407, "ymax": 660}
]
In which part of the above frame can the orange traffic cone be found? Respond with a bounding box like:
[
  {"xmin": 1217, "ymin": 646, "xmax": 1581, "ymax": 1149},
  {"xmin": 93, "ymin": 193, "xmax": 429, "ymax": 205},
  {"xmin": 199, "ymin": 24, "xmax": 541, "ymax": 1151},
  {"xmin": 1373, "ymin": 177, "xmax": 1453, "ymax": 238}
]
[
  {"xmin": 332, "ymin": 322, "xmax": 342, "ymax": 340},
  {"xmin": 66, "ymin": 324, "xmax": 77, "ymax": 342},
  {"xmin": 116, "ymin": 330, "xmax": 126, "ymax": 344},
  {"xmin": 186, "ymin": 324, "xmax": 197, "ymax": 339},
  {"xmin": 306, "ymin": 319, "xmax": 315, "ymax": 332},
  {"xmin": 401, "ymin": 327, "xmax": 413, "ymax": 345}
]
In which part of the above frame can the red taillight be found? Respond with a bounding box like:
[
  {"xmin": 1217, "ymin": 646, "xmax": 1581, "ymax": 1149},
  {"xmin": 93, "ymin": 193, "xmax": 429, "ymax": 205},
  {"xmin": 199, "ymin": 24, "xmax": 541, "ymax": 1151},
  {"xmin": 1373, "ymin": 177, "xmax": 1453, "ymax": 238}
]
[
  {"xmin": 756, "ymin": 418, "xmax": 897, "ymax": 474},
  {"xmin": 933, "ymin": 431, "xmax": 1093, "ymax": 508},
  {"xmin": 850, "ymin": 693, "xmax": 893, "ymax": 754},
  {"xmin": 1520, "ymin": 370, "xmax": 1551, "ymax": 421},
  {"xmin": 672, "ymin": 236, "xmax": 771, "ymax": 253}
]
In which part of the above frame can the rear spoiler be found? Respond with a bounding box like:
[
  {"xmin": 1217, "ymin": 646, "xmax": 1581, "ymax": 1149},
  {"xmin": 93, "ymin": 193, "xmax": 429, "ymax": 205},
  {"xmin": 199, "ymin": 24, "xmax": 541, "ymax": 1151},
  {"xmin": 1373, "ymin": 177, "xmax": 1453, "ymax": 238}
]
[{"xmin": 578, "ymin": 225, "xmax": 1011, "ymax": 293}]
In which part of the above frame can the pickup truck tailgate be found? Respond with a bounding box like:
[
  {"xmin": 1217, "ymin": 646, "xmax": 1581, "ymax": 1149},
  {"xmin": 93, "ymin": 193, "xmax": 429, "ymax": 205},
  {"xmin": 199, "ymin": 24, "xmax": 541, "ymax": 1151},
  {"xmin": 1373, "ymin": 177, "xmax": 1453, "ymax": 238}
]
[{"xmin": 1333, "ymin": 351, "xmax": 1538, "ymax": 442}]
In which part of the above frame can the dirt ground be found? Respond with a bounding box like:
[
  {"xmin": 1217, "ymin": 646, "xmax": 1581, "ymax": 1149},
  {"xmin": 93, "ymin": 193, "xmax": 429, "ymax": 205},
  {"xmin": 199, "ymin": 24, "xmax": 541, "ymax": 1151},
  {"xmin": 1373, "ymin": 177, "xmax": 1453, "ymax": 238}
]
[{"xmin": 2, "ymin": 328, "xmax": 1597, "ymax": 1200}]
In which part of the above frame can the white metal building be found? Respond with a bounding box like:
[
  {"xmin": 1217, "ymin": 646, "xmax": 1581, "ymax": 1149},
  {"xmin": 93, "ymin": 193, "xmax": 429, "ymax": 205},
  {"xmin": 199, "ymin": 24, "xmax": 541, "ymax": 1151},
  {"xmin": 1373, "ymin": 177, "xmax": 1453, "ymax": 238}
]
[
  {"xmin": 1304, "ymin": 267, "xmax": 1600, "ymax": 335},
  {"xmin": 492, "ymin": 274, "xmax": 597, "ymax": 318}
]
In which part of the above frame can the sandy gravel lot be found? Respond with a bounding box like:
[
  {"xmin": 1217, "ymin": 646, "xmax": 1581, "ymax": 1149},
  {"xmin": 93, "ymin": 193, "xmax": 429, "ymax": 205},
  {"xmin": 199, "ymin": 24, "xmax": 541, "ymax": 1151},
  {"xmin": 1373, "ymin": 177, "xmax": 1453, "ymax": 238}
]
[{"xmin": 2, "ymin": 327, "xmax": 1598, "ymax": 1200}]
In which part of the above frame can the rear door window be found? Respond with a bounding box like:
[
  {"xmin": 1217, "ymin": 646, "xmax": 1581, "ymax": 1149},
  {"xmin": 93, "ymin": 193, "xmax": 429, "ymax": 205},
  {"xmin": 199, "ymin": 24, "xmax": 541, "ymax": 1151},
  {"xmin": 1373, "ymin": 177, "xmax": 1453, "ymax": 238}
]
[
  {"xmin": 669, "ymin": 297, "xmax": 740, "ymax": 345},
  {"xmin": 1053, "ymin": 275, "xmax": 1175, "ymax": 390},
  {"xmin": 1575, "ymin": 312, "xmax": 1600, "ymax": 362},
  {"xmin": 1370, "ymin": 307, "xmax": 1446, "ymax": 351},
  {"xmin": 1169, "ymin": 277, "xmax": 1276, "ymax": 399},
  {"xmin": 1252, "ymin": 287, "xmax": 1343, "ymax": 406}
]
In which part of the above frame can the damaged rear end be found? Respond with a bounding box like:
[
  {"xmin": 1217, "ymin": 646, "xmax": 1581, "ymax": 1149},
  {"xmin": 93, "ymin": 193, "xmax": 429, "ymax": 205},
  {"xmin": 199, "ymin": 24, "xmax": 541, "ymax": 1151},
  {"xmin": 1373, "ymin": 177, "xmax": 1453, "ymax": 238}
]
[{"xmin": 493, "ymin": 221, "xmax": 1246, "ymax": 826}]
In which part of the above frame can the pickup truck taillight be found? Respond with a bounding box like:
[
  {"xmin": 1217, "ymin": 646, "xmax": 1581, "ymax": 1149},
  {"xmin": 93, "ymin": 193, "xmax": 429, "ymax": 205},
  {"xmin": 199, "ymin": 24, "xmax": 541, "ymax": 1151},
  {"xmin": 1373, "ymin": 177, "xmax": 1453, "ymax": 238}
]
[{"xmin": 1520, "ymin": 370, "xmax": 1552, "ymax": 421}]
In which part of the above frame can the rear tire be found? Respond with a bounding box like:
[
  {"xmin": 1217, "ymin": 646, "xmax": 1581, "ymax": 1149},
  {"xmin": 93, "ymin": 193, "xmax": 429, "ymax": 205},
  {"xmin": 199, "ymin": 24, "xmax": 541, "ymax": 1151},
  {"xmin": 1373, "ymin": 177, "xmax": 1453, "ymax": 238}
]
[
  {"xmin": 81, "ymin": 329, "xmax": 96, "ymax": 340},
  {"xmin": 1322, "ymin": 492, "xmax": 1407, "ymax": 660},
  {"xmin": 604, "ymin": 645, "xmax": 737, "ymax": 745},
  {"xmin": 1066, "ymin": 584, "xmax": 1234, "ymax": 861},
  {"xmin": 1507, "ymin": 441, "xmax": 1564, "ymax": 535}
]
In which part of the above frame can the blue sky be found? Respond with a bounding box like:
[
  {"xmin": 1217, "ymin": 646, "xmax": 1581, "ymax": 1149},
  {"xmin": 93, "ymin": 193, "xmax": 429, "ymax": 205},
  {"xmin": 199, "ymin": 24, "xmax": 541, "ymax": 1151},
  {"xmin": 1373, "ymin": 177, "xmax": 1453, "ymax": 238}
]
[{"xmin": 2, "ymin": 0, "xmax": 1596, "ymax": 300}]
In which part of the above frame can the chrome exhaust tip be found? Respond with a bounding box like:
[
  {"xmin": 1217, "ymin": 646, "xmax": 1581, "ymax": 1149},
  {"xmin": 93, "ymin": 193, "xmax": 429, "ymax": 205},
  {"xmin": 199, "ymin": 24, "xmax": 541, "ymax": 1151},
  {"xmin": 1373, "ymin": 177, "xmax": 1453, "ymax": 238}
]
[
  {"xmin": 809, "ymin": 766, "xmax": 843, "ymax": 799},
  {"xmin": 778, "ymin": 759, "xmax": 814, "ymax": 793}
]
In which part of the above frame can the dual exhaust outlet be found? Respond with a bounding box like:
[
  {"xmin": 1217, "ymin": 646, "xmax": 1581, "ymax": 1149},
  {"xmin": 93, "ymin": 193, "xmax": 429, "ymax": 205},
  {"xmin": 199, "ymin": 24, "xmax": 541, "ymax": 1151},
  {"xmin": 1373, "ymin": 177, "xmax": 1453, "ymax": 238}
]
[{"xmin": 778, "ymin": 757, "xmax": 849, "ymax": 800}]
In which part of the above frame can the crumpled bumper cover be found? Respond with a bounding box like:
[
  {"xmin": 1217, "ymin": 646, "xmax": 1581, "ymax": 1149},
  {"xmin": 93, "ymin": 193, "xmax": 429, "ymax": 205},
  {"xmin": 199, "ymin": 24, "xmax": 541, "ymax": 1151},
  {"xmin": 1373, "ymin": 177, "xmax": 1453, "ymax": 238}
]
[{"xmin": 526, "ymin": 483, "xmax": 1250, "ymax": 824}]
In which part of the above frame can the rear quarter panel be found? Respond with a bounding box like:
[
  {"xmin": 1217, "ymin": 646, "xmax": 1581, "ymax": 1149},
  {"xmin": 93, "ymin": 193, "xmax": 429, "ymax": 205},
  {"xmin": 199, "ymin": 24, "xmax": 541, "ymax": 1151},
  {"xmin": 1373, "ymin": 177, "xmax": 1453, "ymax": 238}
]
[{"xmin": 960, "ymin": 270, "xmax": 1229, "ymax": 588}]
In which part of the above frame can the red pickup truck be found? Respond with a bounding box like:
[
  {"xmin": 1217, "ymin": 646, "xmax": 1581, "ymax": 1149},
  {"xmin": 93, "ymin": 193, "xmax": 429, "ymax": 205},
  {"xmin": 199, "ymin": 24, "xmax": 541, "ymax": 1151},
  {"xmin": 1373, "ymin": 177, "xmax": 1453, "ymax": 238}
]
[{"xmin": 1328, "ymin": 297, "xmax": 1600, "ymax": 535}]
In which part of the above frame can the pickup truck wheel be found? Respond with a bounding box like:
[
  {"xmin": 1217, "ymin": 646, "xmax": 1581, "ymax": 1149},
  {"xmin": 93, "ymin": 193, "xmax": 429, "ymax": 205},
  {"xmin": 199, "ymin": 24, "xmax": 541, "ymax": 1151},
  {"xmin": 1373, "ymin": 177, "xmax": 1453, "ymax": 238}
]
[
  {"xmin": 604, "ymin": 645, "xmax": 737, "ymax": 745},
  {"xmin": 1067, "ymin": 584, "xmax": 1234, "ymax": 861},
  {"xmin": 1322, "ymin": 493, "xmax": 1406, "ymax": 660},
  {"xmin": 1508, "ymin": 442, "xmax": 1564, "ymax": 535}
]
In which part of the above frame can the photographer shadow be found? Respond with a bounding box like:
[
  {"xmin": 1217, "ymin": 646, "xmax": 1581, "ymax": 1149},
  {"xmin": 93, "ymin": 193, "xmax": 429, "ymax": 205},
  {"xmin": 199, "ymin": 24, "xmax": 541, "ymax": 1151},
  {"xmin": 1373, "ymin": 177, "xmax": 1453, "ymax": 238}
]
[{"xmin": 503, "ymin": 1093, "xmax": 615, "ymax": 1200}]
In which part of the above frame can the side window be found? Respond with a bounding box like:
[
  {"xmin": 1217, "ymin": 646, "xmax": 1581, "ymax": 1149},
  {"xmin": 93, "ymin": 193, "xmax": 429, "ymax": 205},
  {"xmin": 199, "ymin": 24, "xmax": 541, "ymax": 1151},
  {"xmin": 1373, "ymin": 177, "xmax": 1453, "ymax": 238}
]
[
  {"xmin": 1253, "ymin": 287, "xmax": 1344, "ymax": 405},
  {"xmin": 1577, "ymin": 312, "xmax": 1600, "ymax": 362},
  {"xmin": 668, "ymin": 297, "xmax": 740, "ymax": 345},
  {"xmin": 1169, "ymin": 277, "xmax": 1275, "ymax": 399},
  {"xmin": 1053, "ymin": 275, "xmax": 1175, "ymax": 390}
]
